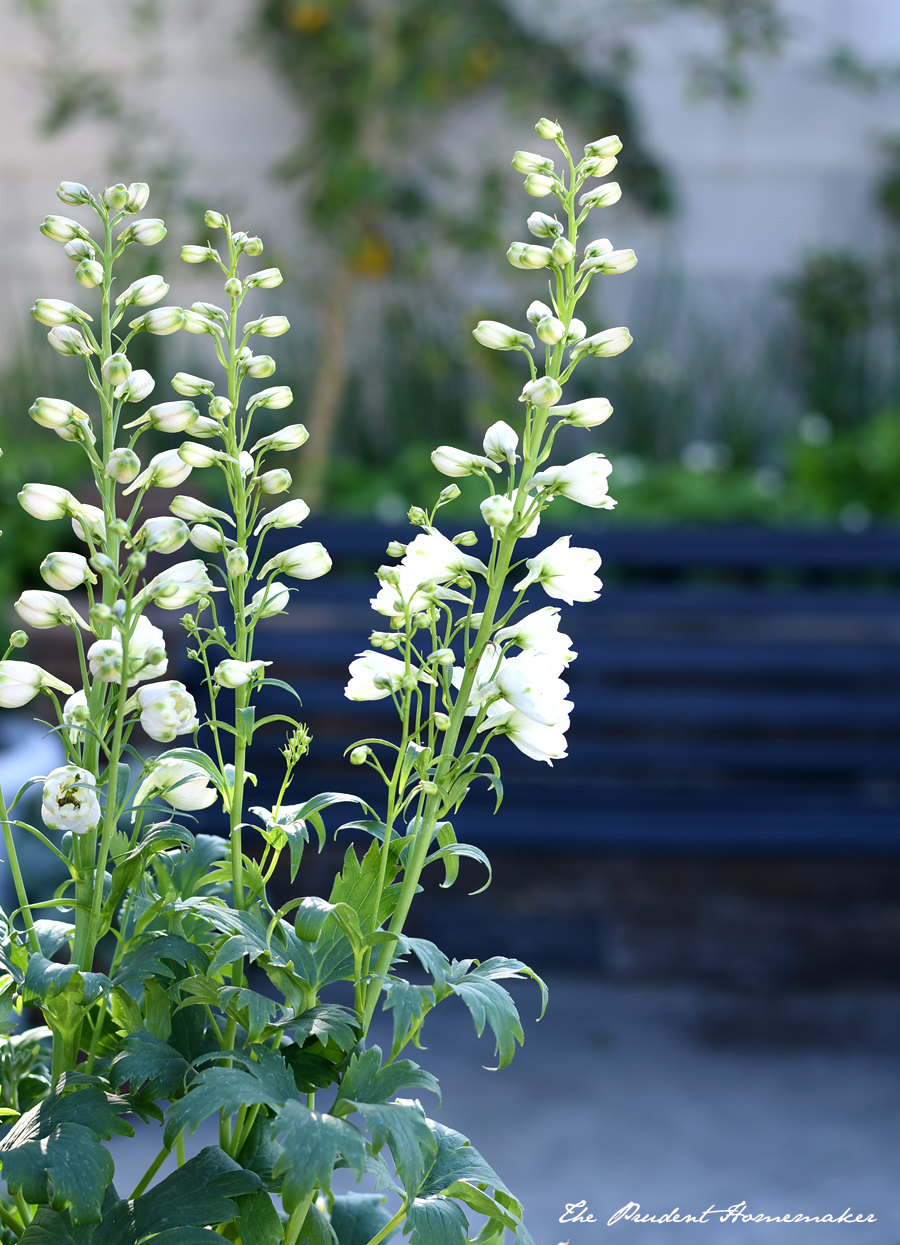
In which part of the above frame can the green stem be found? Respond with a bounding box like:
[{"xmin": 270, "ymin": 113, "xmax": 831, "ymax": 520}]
[
  {"xmin": 13, "ymin": 1192, "xmax": 31, "ymax": 1226},
  {"xmin": 0, "ymin": 787, "xmax": 40, "ymax": 954},
  {"xmin": 283, "ymin": 1193, "xmax": 316, "ymax": 1245},
  {"xmin": 130, "ymin": 1141, "xmax": 171, "ymax": 1198},
  {"xmin": 364, "ymin": 1204, "xmax": 407, "ymax": 1245}
]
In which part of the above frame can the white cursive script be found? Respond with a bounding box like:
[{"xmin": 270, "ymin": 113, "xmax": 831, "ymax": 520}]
[{"xmin": 606, "ymin": 1201, "xmax": 877, "ymax": 1226}]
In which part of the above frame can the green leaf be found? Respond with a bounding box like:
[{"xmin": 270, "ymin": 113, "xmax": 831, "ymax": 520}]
[
  {"xmin": 444, "ymin": 958, "xmax": 547, "ymax": 1070},
  {"xmin": 285, "ymin": 819, "xmax": 309, "ymax": 881},
  {"xmin": 331, "ymin": 1193, "xmax": 396, "ymax": 1245},
  {"xmin": 347, "ymin": 1098, "xmax": 436, "ymax": 1198},
  {"xmin": 236, "ymin": 1189, "xmax": 283, "ymax": 1245},
  {"xmin": 405, "ymin": 1196, "xmax": 468, "ymax": 1245},
  {"xmin": 236, "ymin": 1110, "xmax": 280, "ymax": 1187},
  {"xmin": 272, "ymin": 1100, "xmax": 365, "ymax": 1210},
  {"xmin": 113, "ymin": 761, "xmax": 132, "ymax": 818},
  {"xmin": 424, "ymin": 841, "xmax": 492, "ymax": 895},
  {"xmin": 224, "ymin": 1044, "xmax": 302, "ymax": 1104},
  {"xmin": 292, "ymin": 1004, "xmax": 361, "ymax": 1053},
  {"xmin": 218, "ymin": 987, "xmax": 280, "ymax": 1044},
  {"xmin": 395, "ymin": 938, "xmax": 452, "ymax": 992},
  {"xmin": 281, "ymin": 1044, "xmax": 339, "ymax": 1094},
  {"xmin": 334, "ymin": 1048, "xmax": 440, "ymax": 1113},
  {"xmin": 169, "ymin": 832, "xmax": 228, "ymax": 899},
  {"xmin": 110, "ymin": 1029, "xmax": 190, "ymax": 1099},
  {"xmin": 0, "ymin": 1088, "xmax": 133, "ymax": 1148},
  {"xmin": 163, "ymin": 1067, "xmax": 280, "ymax": 1148},
  {"xmin": 382, "ymin": 980, "xmax": 435, "ymax": 1057},
  {"xmin": 32, "ymin": 921, "xmax": 74, "ymax": 959},
  {"xmin": 416, "ymin": 1121, "xmax": 509, "ymax": 1200},
  {"xmin": 19, "ymin": 1186, "xmax": 121, "ymax": 1245},
  {"xmin": 441, "ymin": 1183, "xmax": 518, "ymax": 1230},
  {"xmin": 298, "ymin": 1202, "xmax": 338, "ymax": 1245},
  {"xmin": 1, "ymin": 1122, "xmax": 113, "ymax": 1224},
  {"xmin": 112, "ymin": 934, "xmax": 207, "ymax": 986}
]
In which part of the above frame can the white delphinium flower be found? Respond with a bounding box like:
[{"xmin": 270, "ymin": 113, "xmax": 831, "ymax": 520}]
[
  {"xmin": 403, "ymin": 529, "xmax": 487, "ymax": 584},
  {"xmin": 250, "ymin": 424, "xmax": 309, "ymax": 453},
  {"xmin": 0, "ymin": 661, "xmax": 73, "ymax": 707},
  {"xmin": 14, "ymin": 591, "xmax": 89, "ymax": 630},
  {"xmin": 496, "ymin": 607, "xmax": 577, "ymax": 664},
  {"xmin": 132, "ymin": 681, "xmax": 198, "ymax": 742},
  {"xmin": 480, "ymin": 495, "xmax": 515, "ymax": 530},
  {"xmin": 519, "ymin": 377, "xmax": 562, "ymax": 407},
  {"xmin": 122, "ymin": 448, "xmax": 193, "ymax": 495},
  {"xmin": 41, "ymin": 766, "xmax": 100, "ymax": 834},
  {"xmin": 71, "ymin": 503, "xmax": 106, "ymax": 544},
  {"xmin": 18, "ymin": 483, "xmax": 77, "ymax": 522},
  {"xmin": 479, "ymin": 703, "xmax": 569, "ymax": 765},
  {"xmin": 123, "ymin": 401, "xmax": 199, "ymax": 434},
  {"xmin": 548, "ymin": 398, "xmax": 613, "ymax": 428},
  {"xmin": 471, "ymin": 321, "xmax": 535, "ymax": 351},
  {"xmin": 170, "ymin": 496, "xmax": 235, "ymax": 526},
  {"xmin": 514, "ymin": 535, "xmax": 602, "ymax": 604},
  {"xmin": 451, "ymin": 643, "xmax": 505, "ymax": 716},
  {"xmin": 258, "ymin": 542, "xmax": 331, "ymax": 580},
  {"xmin": 140, "ymin": 560, "xmax": 220, "ymax": 609},
  {"xmin": 247, "ymin": 582, "xmax": 291, "ymax": 618},
  {"xmin": 527, "ymin": 453, "xmax": 616, "ymax": 509},
  {"xmin": 483, "ymin": 421, "xmax": 518, "ymax": 464},
  {"xmin": 431, "ymin": 446, "xmax": 502, "ymax": 478},
  {"xmin": 253, "ymin": 499, "xmax": 310, "ymax": 536},
  {"xmin": 87, "ymin": 615, "xmax": 167, "ymax": 685},
  {"xmin": 62, "ymin": 689, "xmax": 89, "ymax": 736},
  {"xmin": 570, "ymin": 326, "xmax": 632, "ymax": 359},
  {"xmin": 344, "ymin": 652, "xmax": 408, "ymax": 701},
  {"xmin": 135, "ymin": 758, "xmax": 216, "ymax": 811},
  {"xmin": 493, "ymin": 651, "xmax": 572, "ymax": 727},
  {"xmin": 138, "ymin": 516, "xmax": 190, "ymax": 554},
  {"xmin": 214, "ymin": 659, "xmax": 271, "ymax": 688}
]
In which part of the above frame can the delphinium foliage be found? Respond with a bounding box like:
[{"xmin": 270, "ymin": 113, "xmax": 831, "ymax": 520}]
[{"xmin": 0, "ymin": 119, "xmax": 635, "ymax": 1244}]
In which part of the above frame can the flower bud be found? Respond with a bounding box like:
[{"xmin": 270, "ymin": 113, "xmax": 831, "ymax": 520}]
[
  {"xmin": 124, "ymin": 400, "xmax": 198, "ymax": 434},
  {"xmin": 454, "ymin": 531, "xmax": 479, "ymax": 546},
  {"xmin": 131, "ymin": 306, "xmax": 185, "ymax": 336},
  {"xmin": 40, "ymin": 215, "xmax": 90, "ymax": 243},
  {"xmin": 0, "ymin": 660, "xmax": 73, "ymax": 707},
  {"xmin": 47, "ymin": 326, "xmax": 92, "ymax": 356},
  {"xmin": 512, "ymin": 151, "xmax": 554, "ymax": 175},
  {"xmin": 170, "ymin": 372, "xmax": 214, "ymax": 397},
  {"xmin": 581, "ymin": 155, "xmax": 618, "ymax": 178},
  {"xmin": 431, "ymin": 447, "xmax": 501, "ymax": 478},
  {"xmin": 170, "ymin": 495, "xmax": 234, "ymax": 526},
  {"xmin": 126, "ymin": 218, "xmax": 167, "ymax": 245},
  {"xmin": 537, "ymin": 315, "xmax": 566, "ymax": 344},
  {"xmin": 205, "ymin": 210, "xmax": 226, "ymax": 229},
  {"xmin": 253, "ymin": 498, "xmax": 310, "ymax": 535},
  {"xmin": 177, "ymin": 442, "xmax": 223, "ymax": 468},
  {"xmin": 225, "ymin": 278, "xmax": 242, "ymax": 299},
  {"xmin": 408, "ymin": 506, "xmax": 428, "ymax": 527},
  {"xmin": 244, "ymin": 267, "xmax": 283, "ymax": 289},
  {"xmin": 40, "ymin": 551, "xmax": 94, "ymax": 591},
  {"xmin": 570, "ymin": 326, "xmax": 633, "ymax": 359},
  {"xmin": 189, "ymin": 524, "xmax": 227, "ymax": 553},
  {"xmin": 526, "ymin": 300, "xmax": 554, "ymax": 326},
  {"xmin": 139, "ymin": 559, "xmax": 219, "ymax": 610},
  {"xmin": 259, "ymin": 542, "xmax": 332, "ymax": 581},
  {"xmin": 386, "ymin": 541, "xmax": 406, "ymax": 557},
  {"xmin": 57, "ymin": 182, "xmax": 92, "ymax": 206},
  {"xmin": 257, "ymin": 468, "xmax": 292, "ymax": 494},
  {"xmin": 109, "ymin": 518, "xmax": 130, "ymax": 539},
  {"xmin": 519, "ymin": 376, "xmax": 563, "ymax": 406},
  {"xmin": 578, "ymin": 182, "xmax": 622, "ymax": 209},
  {"xmin": 583, "ymin": 248, "xmax": 637, "ymax": 275},
  {"xmin": 248, "ymin": 581, "xmax": 290, "ymax": 618},
  {"xmin": 246, "ymin": 385, "xmax": 293, "ymax": 411},
  {"xmin": 115, "ymin": 275, "xmax": 169, "ymax": 307},
  {"xmin": 214, "ymin": 659, "xmax": 270, "ymax": 688},
  {"xmin": 75, "ymin": 259, "xmax": 104, "ymax": 288},
  {"xmin": 349, "ymin": 745, "xmax": 368, "ymax": 766},
  {"xmin": 472, "ymin": 320, "xmax": 535, "ymax": 351},
  {"xmin": 189, "ymin": 416, "xmax": 221, "ymax": 439},
  {"xmin": 209, "ymin": 396, "xmax": 233, "ymax": 419},
  {"xmin": 567, "ymin": 319, "xmax": 587, "ymax": 344},
  {"xmin": 122, "ymin": 448, "xmax": 193, "ymax": 494},
  {"xmin": 585, "ymin": 135, "xmax": 623, "ymax": 159},
  {"xmin": 483, "ymin": 420, "xmax": 519, "ymax": 463},
  {"xmin": 239, "ymin": 452, "xmax": 254, "ymax": 476},
  {"xmin": 31, "ymin": 298, "xmax": 92, "ymax": 327},
  {"xmin": 103, "ymin": 184, "xmax": 129, "ymax": 210},
  {"xmin": 73, "ymin": 504, "xmax": 106, "ymax": 543},
  {"xmin": 128, "ymin": 550, "xmax": 147, "ymax": 571},
  {"xmin": 251, "ymin": 423, "xmax": 309, "ymax": 453},
  {"xmin": 10, "ymin": 631, "xmax": 27, "ymax": 649},
  {"xmin": 438, "ymin": 483, "xmax": 462, "ymax": 503},
  {"xmin": 551, "ymin": 237, "xmax": 576, "ymax": 265},
  {"xmin": 583, "ymin": 238, "xmax": 614, "ymax": 259},
  {"xmin": 15, "ymin": 590, "xmax": 88, "ymax": 630},
  {"xmin": 124, "ymin": 183, "xmax": 150, "ymax": 213},
  {"xmin": 535, "ymin": 117, "xmax": 563, "ymax": 140},
  {"xmin": 226, "ymin": 547, "xmax": 249, "ymax": 577},
  {"xmin": 241, "ymin": 354, "xmax": 276, "ymax": 379},
  {"xmin": 29, "ymin": 397, "xmax": 90, "ymax": 432},
  {"xmin": 115, "ymin": 369, "xmax": 155, "ymax": 402},
  {"xmin": 480, "ymin": 495, "xmax": 515, "ymax": 529},
  {"xmin": 138, "ymin": 516, "xmax": 189, "ymax": 554},
  {"xmin": 244, "ymin": 315, "xmax": 290, "ymax": 337},
  {"xmin": 242, "ymin": 236, "xmax": 264, "ymax": 257},
  {"xmin": 507, "ymin": 242, "xmax": 552, "ymax": 270},
  {"xmin": 434, "ymin": 711, "xmax": 451, "ymax": 730},
  {"xmin": 523, "ymin": 174, "xmax": 556, "ymax": 198},
  {"xmin": 64, "ymin": 238, "xmax": 95, "ymax": 262},
  {"xmin": 182, "ymin": 311, "xmax": 222, "ymax": 335},
  {"xmin": 181, "ymin": 245, "xmax": 213, "ymax": 263},
  {"xmin": 549, "ymin": 397, "xmax": 613, "ymax": 427},
  {"xmin": 527, "ymin": 211, "xmax": 563, "ymax": 239},
  {"xmin": 18, "ymin": 483, "xmax": 76, "ymax": 521}
]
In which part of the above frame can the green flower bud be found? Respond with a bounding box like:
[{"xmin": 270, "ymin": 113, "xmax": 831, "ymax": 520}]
[
  {"xmin": 172, "ymin": 372, "xmax": 215, "ymax": 397},
  {"xmin": 209, "ymin": 396, "xmax": 233, "ymax": 420},
  {"xmin": 408, "ymin": 506, "xmax": 428, "ymax": 527},
  {"xmin": 182, "ymin": 311, "xmax": 222, "ymax": 335},
  {"xmin": 526, "ymin": 299, "xmax": 554, "ymax": 326},
  {"xmin": 241, "ymin": 354, "xmax": 276, "ymax": 379},
  {"xmin": 47, "ymin": 326, "xmax": 92, "ymax": 357},
  {"xmin": 523, "ymin": 174, "xmax": 557, "ymax": 197},
  {"xmin": 519, "ymin": 376, "xmax": 563, "ymax": 406},
  {"xmin": 29, "ymin": 397, "xmax": 90, "ymax": 432},
  {"xmin": 114, "ymin": 369, "xmax": 154, "ymax": 402},
  {"xmin": 583, "ymin": 237, "xmax": 613, "ymax": 260},
  {"xmin": 128, "ymin": 550, "xmax": 147, "ymax": 571},
  {"xmin": 106, "ymin": 448, "xmax": 141, "ymax": 483},
  {"xmin": 103, "ymin": 184, "xmax": 129, "ymax": 210},
  {"xmin": 57, "ymin": 182, "xmax": 92, "ymax": 206},
  {"xmin": 124, "ymin": 218, "xmax": 167, "ymax": 245},
  {"xmin": 472, "ymin": 320, "xmax": 535, "ymax": 351},
  {"xmin": 40, "ymin": 215, "xmax": 90, "ymax": 243},
  {"xmin": 349, "ymin": 745, "xmax": 369, "ymax": 766},
  {"xmin": 535, "ymin": 117, "xmax": 563, "ymax": 140},
  {"xmin": 181, "ymin": 245, "xmax": 212, "ymax": 263},
  {"xmin": 192, "ymin": 301, "xmax": 227, "ymax": 323},
  {"xmin": 527, "ymin": 211, "xmax": 563, "ymax": 239},
  {"xmin": 537, "ymin": 315, "xmax": 566, "ymax": 345},
  {"xmin": 578, "ymin": 182, "xmax": 622, "ymax": 209},
  {"xmin": 246, "ymin": 385, "xmax": 293, "ymax": 412},
  {"xmin": 243, "ymin": 315, "xmax": 290, "ymax": 337},
  {"xmin": 75, "ymin": 259, "xmax": 104, "ymax": 288},
  {"xmin": 512, "ymin": 151, "xmax": 554, "ymax": 175},
  {"xmin": 438, "ymin": 483, "xmax": 462, "ymax": 502},
  {"xmin": 257, "ymin": 468, "xmax": 292, "ymax": 494},
  {"xmin": 224, "ymin": 278, "xmax": 242, "ymax": 299},
  {"xmin": 584, "ymin": 135, "xmax": 623, "ymax": 159},
  {"xmin": 131, "ymin": 306, "xmax": 185, "ymax": 336},
  {"xmin": 570, "ymin": 326, "xmax": 633, "ymax": 358},
  {"xmin": 386, "ymin": 541, "xmax": 406, "ymax": 557},
  {"xmin": 242, "ymin": 236, "xmax": 263, "ymax": 257},
  {"xmin": 124, "ymin": 182, "xmax": 150, "ymax": 213},
  {"xmin": 31, "ymin": 299, "xmax": 92, "ymax": 327},
  {"xmin": 9, "ymin": 630, "xmax": 28, "ymax": 649},
  {"xmin": 294, "ymin": 896, "xmax": 334, "ymax": 941},
  {"xmin": 251, "ymin": 424, "xmax": 308, "ymax": 452},
  {"xmin": 507, "ymin": 242, "xmax": 552, "ymax": 270},
  {"xmin": 244, "ymin": 267, "xmax": 283, "ymax": 289},
  {"xmin": 583, "ymin": 248, "xmax": 638, "ymax": 275},
  {"xmin": 64, "ymin": 238, "xmax": 95, "ymax": 262},
  {"xmin": 431, "ymin": 648, "xmax": 456, "ymax": 665},
  {"xmin": 551, "ymin": 237, "xmax": 576, "ymax": 265},
  {"xmin": 115, "ymin": 275, "xmax": 169, "ymax": 307},
  {"xmin": 453, "ymin": 531, "xmax": 479, "ymax": 546},
  {"xmin": 189, "ymin": 416, "xmax": 221, "ymax": 439},
  {"xmin": 204, "ymin": 210, "xmax": 226, "ymax": 229},
  {"xmin": 434, "ymin": 712, "xmax": 451, "ymax": 730},
  {"xmin": 226, "ymin": 547, "xmax": 249, "ymax": 577},
  {"xmin": 581, "ymin": 155, "xmax": 618, "ymax": 178}
]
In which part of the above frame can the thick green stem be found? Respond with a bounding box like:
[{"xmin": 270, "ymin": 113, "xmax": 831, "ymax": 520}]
[
  {"xmin": 283, "ymin": 1193, "xmax": 316, "ymax": 1245},
  {"xmin": 0, "ymin": 787, "xmax": 40, "ymax": 955}
]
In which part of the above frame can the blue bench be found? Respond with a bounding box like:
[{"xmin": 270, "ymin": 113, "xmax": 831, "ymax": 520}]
[{"xmin": 184, "ymin": 521, "xmax": 900, "ymax": 854}]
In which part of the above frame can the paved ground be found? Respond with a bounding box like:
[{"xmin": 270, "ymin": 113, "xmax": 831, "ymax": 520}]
[{"xmin": 108, "ymin": 979, "xmax": 900, "ymax": 1245}]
